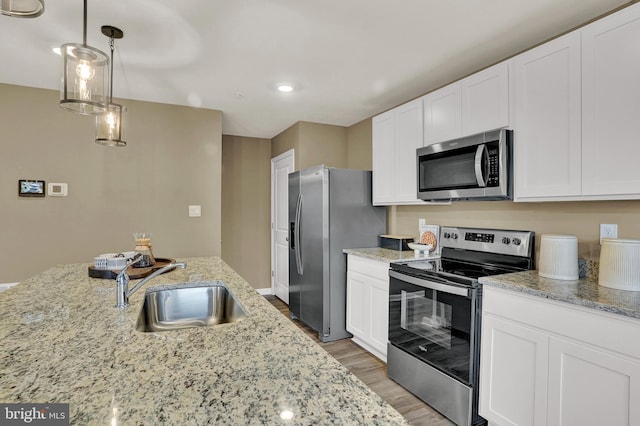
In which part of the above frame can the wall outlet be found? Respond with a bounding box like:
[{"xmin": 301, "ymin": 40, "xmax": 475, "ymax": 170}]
[
  {"xmin": 419, "ymin": 218, "xmax": 426, "ymax": 227},
  {"xmin": 600, "ymin": 224, "xmax": 617, "ymax": 244},
  {"xmin": 189, "ymin": 205, "xmax": 202, "ymax": 217}
]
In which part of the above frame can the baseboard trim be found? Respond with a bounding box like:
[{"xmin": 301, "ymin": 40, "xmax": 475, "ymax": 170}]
[{"xmin": 256, "ymin": 287, "xmax": 272, "ymax": 295}]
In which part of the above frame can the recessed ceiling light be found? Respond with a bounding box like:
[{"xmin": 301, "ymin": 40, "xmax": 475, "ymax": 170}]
[{"xmin": 277, "ymin": 83, "xmax": 294, "ymax": 93}]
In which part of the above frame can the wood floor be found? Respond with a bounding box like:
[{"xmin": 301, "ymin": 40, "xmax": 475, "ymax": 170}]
[{"xmin": 264, "ymin": 295, "xmax": 454, "ymax": 426}]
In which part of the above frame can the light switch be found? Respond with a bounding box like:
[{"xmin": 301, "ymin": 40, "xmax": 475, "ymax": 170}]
[
  {"xmin": 48, "ymin": 182, "xmax": 68, "ymax": 197},
  {"xmin": 189, "ymin": 205, "xmax": 201, "ymax": 217}
]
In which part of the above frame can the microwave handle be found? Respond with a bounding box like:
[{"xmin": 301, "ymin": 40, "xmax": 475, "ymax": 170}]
[{"xmin": 474, "ymin": 144, "xmax": 488, "ymax": 188}]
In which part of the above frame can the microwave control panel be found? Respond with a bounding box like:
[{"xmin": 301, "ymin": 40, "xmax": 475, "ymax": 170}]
[{"xmin": 487, "ymin": 143, "xmax": 499, "ymax": 187}]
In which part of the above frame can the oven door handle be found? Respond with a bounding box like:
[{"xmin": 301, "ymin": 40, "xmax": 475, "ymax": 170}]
[{"xmin": 389, "ymin": 270, "xmax": 470, "ymax": 297}]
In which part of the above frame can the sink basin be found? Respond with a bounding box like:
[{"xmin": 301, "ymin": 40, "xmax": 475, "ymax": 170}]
[{"xmin": 136, "ymin": 281, "xmax": 248, "ymax": 332}]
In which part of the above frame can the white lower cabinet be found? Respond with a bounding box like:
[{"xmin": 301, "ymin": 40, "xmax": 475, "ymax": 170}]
[
  {"xmin": 547, "ymin": 338, "xmax": 640, "ymax": 426},
  {"xmin": 480, "ymin": 314, "xmax": 549, "ymax": 426},
  {"xmin": 480, "ymin": 286, "xmax": 640, "ymax": 426},
  {"xmin": 346, "ymin": 255, "xmax": 389, "ymax": 362}
]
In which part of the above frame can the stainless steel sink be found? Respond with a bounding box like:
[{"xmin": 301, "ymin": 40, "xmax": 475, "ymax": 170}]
[{"xmin": 135, "ymin": 281, "xmax": 248, "ymax": 332}]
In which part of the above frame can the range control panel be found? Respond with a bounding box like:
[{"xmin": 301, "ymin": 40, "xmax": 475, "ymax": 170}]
[
  {"xmin": 465, "ymin": 232, "xmax": 495, "ymax": 243},
  {"xmin": 441, "ymin": 226, "xmax": 534, "ymax": 257}
]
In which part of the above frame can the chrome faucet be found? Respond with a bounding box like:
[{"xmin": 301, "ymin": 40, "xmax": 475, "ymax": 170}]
[{"xmin": 115, "ymin": 254, "xmax": 187, "ymax": 309}]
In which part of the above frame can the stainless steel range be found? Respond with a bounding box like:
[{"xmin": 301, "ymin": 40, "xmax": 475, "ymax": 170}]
[{"xmin": 387, "ymin": 226, "xmax": 535, "ymax": 426}]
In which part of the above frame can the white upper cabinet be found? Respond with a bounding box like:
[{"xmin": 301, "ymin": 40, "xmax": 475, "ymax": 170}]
[
  {"xmin": 423, "ymin": 83, "xmax": 461, "ymax": 145},
  {"xmin": 513, "ymin": 32, "xmax": 582, "ymax": 200},
  {"xmin": 372, "ymin": 110, "xmax": 396, "ymax": 204},
  {"xmin": 461, "ymin": 62, "xmax": 510, "ymax": 136},
  {"xmin": 424, "ymin": 61, "xmax": 510, "ymax": 146},
  {"xmin": 372, "ymin": 98, "xmax": 424, "ymax": 205},
  {"xmin": 514, "ymin": 3, "xmax": 640, "ymax": 201},
  {"xmin": 582, "ymin": 4, "xmax": 640, "ymax": 198}
]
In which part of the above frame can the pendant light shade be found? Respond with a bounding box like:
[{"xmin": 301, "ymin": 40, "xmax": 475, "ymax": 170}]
[
  {"xmin": 95, "ymin": 25, "xmax": 126, "ymax": 147},
  {"xmin": 0, "ymin": 0, "xmax": 44, "ymax": 18},
  {"xmin": 59, "ymin": 0, "xmax": 108, "ymax": 115},
  {"xmin": 96, "ymin": 103, "xmax": 126, "ymax": 147}
]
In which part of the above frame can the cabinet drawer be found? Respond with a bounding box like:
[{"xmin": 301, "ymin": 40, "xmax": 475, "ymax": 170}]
[{"xmin": 347, "ymin": 255, "xmax": 390, "ymax": 280}]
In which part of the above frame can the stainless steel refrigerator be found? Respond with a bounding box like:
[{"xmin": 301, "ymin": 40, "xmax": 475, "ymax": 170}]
[{"xmin": 288, "ymin": 166, "xmax": 386, "ymax": 342}]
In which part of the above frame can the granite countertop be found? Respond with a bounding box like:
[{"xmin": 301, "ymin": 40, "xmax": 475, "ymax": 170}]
[
  {"xmin": 0, "ymin": 257, "xmax": 407, "ymax": 425},
  {"xmin": 480, "ymin": 270, "xmax": 640, "ymax": 320},
  {"xmin": 343, "ymin": 247, "xmax": 437, "ymax": 263}
]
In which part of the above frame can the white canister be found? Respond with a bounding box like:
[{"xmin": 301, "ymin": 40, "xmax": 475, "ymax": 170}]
[
  {"xmin": 599, "ymin": 239, "xmax": 640, "ymax": 291},
  {"xmin": 538, "ymin": 234, "xmax": 579, "ymax": 280}
]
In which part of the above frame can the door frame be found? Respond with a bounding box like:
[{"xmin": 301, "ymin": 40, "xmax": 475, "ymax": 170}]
[{"xmin": 270, "ymin": 149, "xmax": 295, "ymax": 298}]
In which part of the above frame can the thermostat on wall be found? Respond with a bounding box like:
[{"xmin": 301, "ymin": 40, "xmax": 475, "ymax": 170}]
[{"xmin": 48, "ymin": 183, "xmax": 68, "ymax": 197}]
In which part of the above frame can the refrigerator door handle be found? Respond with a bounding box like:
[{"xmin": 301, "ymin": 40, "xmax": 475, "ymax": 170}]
[{"xmin": 294, "ymin": 193, "xmax": 303, "ymax": 275}]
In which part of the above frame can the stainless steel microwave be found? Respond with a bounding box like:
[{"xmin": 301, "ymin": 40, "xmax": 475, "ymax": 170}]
[{"xmin": 416, "ymin": 128, "xmax": 512, "ymax": 202}]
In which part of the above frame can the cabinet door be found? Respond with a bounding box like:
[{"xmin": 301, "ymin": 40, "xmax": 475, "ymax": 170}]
[
  {"xmin": 479, "ymin": 313, "xmax": 549, "ymax": 426},
  {"xmin": 394, "ymin": 99, "xmax": 424, "ymax": 203},
  {"xmin": 367, "ymin": 274, "xmax": 389, "ymax": 357},
  {"xmin": 346, "ymin": 270, "xmax": 369, "ymax": 339},
  {"xmin": 461, "ymin": 62, "xmax": 510, "ymax": 136},
  {"xmin": 424, "ymin": 83, "xmax": 462, "ymax": 145},
  {"xmin": 582, "ymin": 5, "xmax": 640, "ymax": 196},
  {"xmin": 513, "ymin": 32, "xmax": 582, "ymax": 200},
  {"xmin": 547, "ymin": 337, "xmax": 640, "ymax": 426},
  {"xmin": 372, "ymin": 110, "xmax": 395, "ymax": 204}
]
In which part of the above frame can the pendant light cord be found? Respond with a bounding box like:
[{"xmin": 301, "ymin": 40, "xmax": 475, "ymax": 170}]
[
  {"xmin": 82, "ymin": 0, "xmax": 87, "ymax": 46},
  {"xmin": 109, "ymin": 37, "xmax": 114, "ymax": 102}
]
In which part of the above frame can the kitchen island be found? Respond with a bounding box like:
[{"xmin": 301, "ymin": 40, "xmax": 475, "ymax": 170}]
[{"xmin": 0, "ymin": 257, "xmax": 407, "ymax": 425}]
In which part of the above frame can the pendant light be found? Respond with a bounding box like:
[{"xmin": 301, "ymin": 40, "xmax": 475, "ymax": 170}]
[
  {"xmin": 0, "ymin": 0, "xmax": 44, "ymax": 18},
  {"xmin": 59, "ymin": 0, "xmax": 108, "ymax": 115},
  {"xmin": 95, "ymin": 25, "xmax": 126, "ymax": 147}
]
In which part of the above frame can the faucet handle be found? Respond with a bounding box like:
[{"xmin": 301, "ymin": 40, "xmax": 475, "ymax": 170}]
[{"xmin": 116, "ymin": 253, "xmax": 144, "ymax": 284}]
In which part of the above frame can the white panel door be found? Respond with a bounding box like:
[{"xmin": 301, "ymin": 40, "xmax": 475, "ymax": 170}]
[
  {"xmin": 271, "ymin": 149, "xmax": 294, "ymax": 304},
  {"xmin": 582, "ymin": 4, "xmax": 640, "ymax": 196},
  {"xmin": 372, "ymin": 110, "xmax": 395, "ymax": 205},
  {"xmin": 547, "ymin": 337, "xmax": 640, "ymax": 426},
  {"xmin": 461, "ymin": 61, "xmax": 510, "ymax": 136},
  {"xmin": 394, "ymin": 99, "xmax": 423, "ymax": 203},
  {"xmin": 513, "ymin": 32, "xmax": 582, "ymax": 200},
  {"xmin": 480, "ymin": 314, "xmax": 549, "ymax": 426},
  {"xmin": 424, "ymin": 83, "xmax": 462, "ymax": 145},
  {"xmin": 346, "ymin": 270, "xmax": 368, "ymax": 338},
  {"xmin": 367, "ymin": 274, "xmax": 389, "ymax": 357}
]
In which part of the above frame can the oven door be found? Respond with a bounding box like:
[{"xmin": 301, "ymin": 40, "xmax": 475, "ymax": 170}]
[{"xmin": 389, "ymin": 270, "xmax": 476, "ymax": 385}]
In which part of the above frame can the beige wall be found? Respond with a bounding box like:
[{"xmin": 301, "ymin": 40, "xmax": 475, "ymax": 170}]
[
  {"xmin": 346, "ymin": 118, "xmax": 373, "ymax": 170},
  {"xmin": 297, "ymin": 122, "xmax": 348, "ymax": 170},
  {"xmin": 391, "ymin": 201, "xmax": 640, "ymax": 263},
  {"xmin": 0, "ymin": 83, "xmax": 222, "ymax": 283},
  {"xmin": 272, "ymin": 121, "xmax": 348, "ymax": 171},
  {"xmin": 221, "ymin": 135, "xmax": 272, "ymax": 289},
  {"xmin": 271, "ymin": 122, "xmax": 300, "ymax": 167}
]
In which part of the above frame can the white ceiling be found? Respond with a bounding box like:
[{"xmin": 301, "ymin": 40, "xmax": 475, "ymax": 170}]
[{"xmin": 0, "ymin": 0, "xmax": 630, "ymax": 138}]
